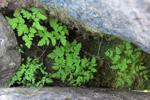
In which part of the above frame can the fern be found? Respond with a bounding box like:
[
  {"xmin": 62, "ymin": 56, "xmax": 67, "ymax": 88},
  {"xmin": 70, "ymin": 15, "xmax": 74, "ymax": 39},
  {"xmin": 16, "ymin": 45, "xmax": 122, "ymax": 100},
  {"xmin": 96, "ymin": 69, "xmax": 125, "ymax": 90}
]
[
  {"xmin": 10, "ymin": 56, "xmax": 53, "ymax": 87},
  {"xmin": 7, "ymin": 7, "xmax": 69, "ymax": 48},
  {"xmin": 21, "ymin": 9, "xmax": 32, "ymax": 19},
  {"xmin": 48, "ymin": 40, "xmax": 97, "ymax": 86},
  {"xmin": 6, "ymin": 7, "xmax": 48, "ymax": 48},
  {"xmin": 105, "ymin": 41, "xmax": 148, "ymax": 88},
  {"xmin": 50, "ymin": 18, "xmax": 69, "ymax": 46}
]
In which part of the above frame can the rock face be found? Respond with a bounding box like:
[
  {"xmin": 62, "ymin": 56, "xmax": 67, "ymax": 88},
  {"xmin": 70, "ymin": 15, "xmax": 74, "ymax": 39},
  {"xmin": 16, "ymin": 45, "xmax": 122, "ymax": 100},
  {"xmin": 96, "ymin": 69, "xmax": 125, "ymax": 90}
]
[
  {"xmin": 0, "ymin": 13, "xmax": 21, "ymax": 86},
  {"xmin": 36, "ymin": 0, "xmax": 150, "ymax": 53},
  {"xmin": 0, "ymin": 87, "xmax": 150, "ymax": 100}
]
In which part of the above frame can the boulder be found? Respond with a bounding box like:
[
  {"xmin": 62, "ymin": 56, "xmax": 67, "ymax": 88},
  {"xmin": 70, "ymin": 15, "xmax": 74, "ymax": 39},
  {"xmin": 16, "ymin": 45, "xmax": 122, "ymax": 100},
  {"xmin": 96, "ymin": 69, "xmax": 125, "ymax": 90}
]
[
  {"xmin": 0, "ymin": 87, "xmax": 150, "ymax": 100},
  {"xmin": 35, "ymin": 0, "xmax": 150, "ymax": 54},
  {"xmin": 0, "ymin": 13, "xmax": 21, "ymax": 87}
]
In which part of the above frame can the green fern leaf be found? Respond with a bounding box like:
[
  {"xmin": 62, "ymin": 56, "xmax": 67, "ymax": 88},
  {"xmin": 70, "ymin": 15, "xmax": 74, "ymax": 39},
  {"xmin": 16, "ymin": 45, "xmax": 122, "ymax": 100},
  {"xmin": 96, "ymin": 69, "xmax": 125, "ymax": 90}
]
[
  {"xmin": 22, "ymin": 34, "xmax": 28, "ymax": 41},
  {"xmin": 17, "ymin": 24, "xmax": 28, "ymax": 36},
  {"xmin": 32, "ymin": 14, "xmax": 35, "ymax": 19},
  {"xmin": 110, "ymin": 50, "xmax": 113, "ymax": 57},
  {"xmin": 51, "ymin": 31, "xmax": 59, "ymax": 39},
  {"xmin": 81, "ymin": 59, "xmax": 86, "ymax": 67},
  {"xmin": 116, "ymin": 47, "xmax": 121, "ymax": 55},
  {"xmin": 34, "ymin": 18, "xmax": 39, "ymax": 22},
  {"xmin": 47, "ymin": 53, "xmax": 56, "ymax": 59},
  {"xmin": 62, "ymin": 26, "xmax": 69, "ymax": 35},
  {"xmin": 21, "ymin": 9, "xmax": 32, "ymax": 19},
  {"xmin": 117, "ymin": 72, "xmax": 124, "ymax": 76},
  {"xmin": 60, "ymin": 36, "xmax": 67, "ymax": 46},
  {"xmin": 138, "ymin": 66, "xmax": 146, "ymax": 70},
  {"xmin": 51, "ymin": 37, "xmax": 56, "ymax": 46},
  {"xmin": 25, "ymin": 41, "xmax": 32, "ymax": 48},
  {"xmin": 91, "ymin": 57, "xmax": 96, "ymax": 64},
  {"xmin": 37, "ymin": 12, "xmax": 47, "ymax": 20},
  {"xmin": 46, "ymin": 78, "xmax": 53, "ymax": 83},
  {"xmin": 121, "ymin": 58, "xmax": 126, "ymax": 64},
  {"xmin": 144, "ymin": 75, "xmax": 148, "ymax": 80},
  {"xmin": 116, "ymin": 78, "xmax": 124, "ymax": 87},
  {"xmin": 31, "ymin": 7, "xmax": 39, "ymax": 14},
  {"xmin": 13, "ymin": 10, "xmax": 21, "ymax": 18},
  {"xmin": 53, "ymin": 47, "xmax": 64, "ymax": 57},
  {"xmin": 125, "ymin": 42, "xmax": 132, "ymax": 50},
  {"xmin": 128, "ymin": 50, "xmax": 133, "ymax": 55},
  {"xmin": 58, "ymin": 26, "xmax": 63, "ymax": 32},
  {"xmin": 111, "ymin": 65, "xmax": 119, "ymax": 70},
  {"xmin": 36, "ymin": 23, "xmax": 44, "ymax": 30},
  {"xmin": 121, "ymin": 64, "xmax": 127, "ymax": 71},
  {"xmin": 105, "ymin": 51, "xmax": 110, "ymax": 56},
  {"xmin": 38, "ymin": 39, "xmax": 46, "ymax": 46},
  {"xmin": 33, "ymin": 22, "xmax": 43, "ymax": 30},
  {"xmin": 60, "ymin": 31, "xmax": 65, "ymax": 36},
  {"xmin": 28, "ymin": 32, "xmax": 34, "ymax": 37},
  {"xmin": 125, "ymin": 77, "xmax": 131, "ymax": 86},
  {"xmin": 126, "ymin": 59, "xmax": 131, "ymax": 64},
  {"xmin": 36, "ymin": 30, "xmax": 44, "ymax": 37},
  {"xmin": 18, "ymin": 16, "xmax": 25, "ymax": 24},
  {"xmin": 52, "ymin": 65, "xmax": 60, "ymax": 70},
  {"xmin": 45, "ymin": 37, "xmax": 50, "ymax": 45},
  {"xmin": 140, "ymin": 71, "xmax": 148, "ymax": 76},
  {"xmin": 126, "ymin": 42, "xmax": 131, "ymax": 50},
  {"xmin": 50, "ymin": 18, "xmax": 59, "ymax": 31},
  {"xmin": 66, "ymin": 56, "xmax": 73, "ymax": 66},
  {"xmin": 30, "ymin": 27, "xmax": 37, "ymax": 34},
  {"xmin": 6, "ymin": 17, "xmax": 18, "ymax": 29},
  {"xmin": 11, "ymin": 19, "xmax": 19, "ymax": 29},
  {"xmin": 119, "ymin": 44, "xmax": 125, "ymax": 49},
  {"xmin": 114, "ymin": 55, "xmax": 120, "ymax": 62},
  {"xmin": 124, "ymin": 50, "xmax": 133, "ymax": 55},
  {"xmin": 91, "ymin": 68, "xmax": 97, "ymax": 72}
]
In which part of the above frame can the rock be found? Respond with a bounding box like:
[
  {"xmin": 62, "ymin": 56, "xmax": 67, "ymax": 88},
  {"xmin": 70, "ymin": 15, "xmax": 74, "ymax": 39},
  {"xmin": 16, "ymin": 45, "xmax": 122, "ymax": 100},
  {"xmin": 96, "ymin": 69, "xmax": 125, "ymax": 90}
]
[
  {"xmin": 0, "ymin": 13, "xmax": 21, "ymax": 87},
  {"xmin": 0, "ymin": 87, "xmax": 150, "ymax": 100},
  {"xmin": 35, "ymin": 0, "xmax": 150, "ymax": 54}
]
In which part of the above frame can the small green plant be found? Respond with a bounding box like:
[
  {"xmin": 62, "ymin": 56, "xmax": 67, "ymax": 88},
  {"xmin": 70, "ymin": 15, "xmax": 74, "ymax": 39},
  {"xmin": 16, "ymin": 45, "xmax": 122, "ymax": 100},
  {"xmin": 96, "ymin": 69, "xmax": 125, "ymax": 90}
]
[
  {"xmin": 10, "ymin": 56, "xmax": 53, "ymax": 87},
  {"xmin": 16, "ymin": 44, "xmax": 24, "ymax": 53},
  {"xmin": 48, "ymin": 40, "xmax": 97, "ymax": 86},
  {"xmin": 105, "ymin": 41, "xmax": 148, "ymax": 88},
  {"xmin": 6, "ymin": 7, "xmax": 68, "ymax": 48}
]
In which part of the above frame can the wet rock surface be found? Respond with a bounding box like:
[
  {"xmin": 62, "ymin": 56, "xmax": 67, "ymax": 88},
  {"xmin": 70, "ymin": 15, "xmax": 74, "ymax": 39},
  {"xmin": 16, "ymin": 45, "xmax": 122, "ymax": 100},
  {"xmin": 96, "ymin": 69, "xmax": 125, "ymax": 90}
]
[
  {"xmin": 0, "ymin": 13, "xmax": 21, "ymax": 86},
  {"xmin": 36, "ymin": 0, "xmax": 150, "ymax": 54},
  {"xmin": 0, "ymin": 87, "xmax": 150, "ymax": 100}
]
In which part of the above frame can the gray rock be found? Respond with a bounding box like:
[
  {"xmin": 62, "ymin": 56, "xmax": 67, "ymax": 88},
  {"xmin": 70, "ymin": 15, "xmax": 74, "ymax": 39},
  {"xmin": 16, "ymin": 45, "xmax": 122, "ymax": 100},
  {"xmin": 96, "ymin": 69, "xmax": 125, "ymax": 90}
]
[
  {"xmin": 36, "ymin": 0, "xmax": 150, "ymax": 53},
  {"xmin": 0, "ymin": 87, "xmax": 150, "ymax": 100},
  {"xmin": 0, "ymin": 13, "xmax": 21, "ymax": 87}
]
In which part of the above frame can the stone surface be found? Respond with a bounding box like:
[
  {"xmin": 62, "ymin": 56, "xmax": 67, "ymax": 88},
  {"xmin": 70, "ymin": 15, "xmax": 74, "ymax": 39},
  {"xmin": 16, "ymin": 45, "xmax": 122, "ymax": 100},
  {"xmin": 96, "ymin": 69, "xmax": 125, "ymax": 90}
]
[
  {"xmin": 0, "ymin": 87, "xmax": 150, "ymax": 100},
  {"xmin": 36, "ymin": 0, "xmax": 150, "ymax": 53},
  {"xmin": 0, "ymin": 13, "xmax": 21, "ymax": 86}
]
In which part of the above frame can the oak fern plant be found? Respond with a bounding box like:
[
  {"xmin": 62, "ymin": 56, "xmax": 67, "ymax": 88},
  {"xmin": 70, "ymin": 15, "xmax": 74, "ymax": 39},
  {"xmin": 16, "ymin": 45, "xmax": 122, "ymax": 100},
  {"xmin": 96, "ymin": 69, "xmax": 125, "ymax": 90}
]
[
  {"xmin": 6, "ymin": 7, "xmax": 68, "ymax": 48},
  {"xmin": 48, "ymin": 40, "xmax": 97, "ymax": 86},
  {"xmin": 105, "ymin": 41, "xmax": 148, "ymax": 88},
  {"xmin": 10, "ymin": 56, "xmax": 53, "ymax": 87}
]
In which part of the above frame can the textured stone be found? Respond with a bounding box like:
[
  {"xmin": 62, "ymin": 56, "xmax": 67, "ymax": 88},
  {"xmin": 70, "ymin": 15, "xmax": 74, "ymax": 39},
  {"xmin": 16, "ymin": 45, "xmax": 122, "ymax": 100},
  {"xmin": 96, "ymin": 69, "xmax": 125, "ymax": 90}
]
[
  {"xmin": 0, "ymin": 13, "xmax": 21, "ymax": 86},
  {"xmin": 0, "ymin": 87, "xmax": 150, "ymax": 100},
  {"xmin": 35, "ymin": 0, "xmax": 150, "ymax": 53}
]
